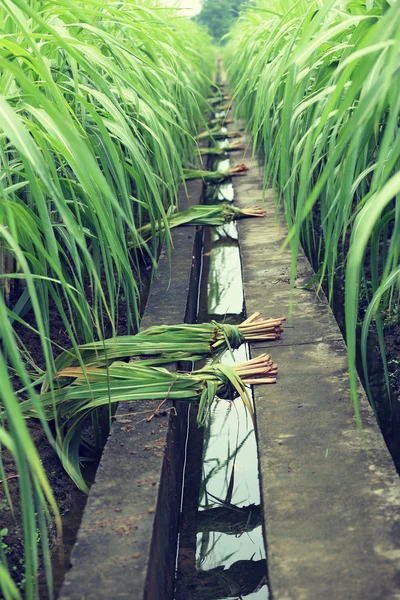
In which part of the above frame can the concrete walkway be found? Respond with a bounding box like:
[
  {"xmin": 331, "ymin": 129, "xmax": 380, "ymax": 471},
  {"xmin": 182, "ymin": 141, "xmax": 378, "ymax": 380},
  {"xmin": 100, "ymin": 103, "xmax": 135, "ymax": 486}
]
[
  {"xmin": 234, "ymin": 150, "xmax": 400, "ymax": 600},
  {"xmin": 59, "ymin": 179, "xmax": 202, "ymax": 600}
]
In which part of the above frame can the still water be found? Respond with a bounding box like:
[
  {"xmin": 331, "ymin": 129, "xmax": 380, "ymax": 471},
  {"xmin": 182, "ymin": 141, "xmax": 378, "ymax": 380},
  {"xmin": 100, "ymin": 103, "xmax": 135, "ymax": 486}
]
[
  {"xmin": 174, "ymin": 145, "xmax": 269, "ymax": 600},
  {"xmin": 196, "ymin": 347, "xmax": 268, "ymax": 600}
]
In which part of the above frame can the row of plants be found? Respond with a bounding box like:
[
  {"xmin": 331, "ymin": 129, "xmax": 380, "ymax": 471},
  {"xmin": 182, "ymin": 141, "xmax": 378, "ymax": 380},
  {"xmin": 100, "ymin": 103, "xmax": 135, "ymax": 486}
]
[
  {"xmin": 175, "ymin": 93, "xmax": 271, "ymax": 598},
  {"xmin": 227, "ymin": 0, "xmax": 400, "ymax": 428},
  {"xmin": 0, "ymin": 0, "xmax": 215, "ymax": 597}
]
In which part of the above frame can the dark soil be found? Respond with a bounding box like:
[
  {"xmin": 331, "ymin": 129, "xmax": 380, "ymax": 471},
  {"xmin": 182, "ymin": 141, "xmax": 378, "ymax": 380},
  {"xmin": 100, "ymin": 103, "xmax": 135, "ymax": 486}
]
[
  {"xmin": 385, "ymin": 325, "xmax": 400, "ymax": 399},
  {"xmin": 377, "ymin": 324, "xmax": 400, "ymax": 464},
  {"xmin": 0, "ymin": 422, "xmax": 90, "ymax": 598}
]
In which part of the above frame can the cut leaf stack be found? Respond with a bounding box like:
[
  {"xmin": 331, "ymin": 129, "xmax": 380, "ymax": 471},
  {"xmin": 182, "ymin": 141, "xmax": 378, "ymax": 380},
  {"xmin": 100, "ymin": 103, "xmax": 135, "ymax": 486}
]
[
  {"xmin": 11, "ymin": 355, "xmax": 279, "ymax": 490},
  {"xmin": 45, "ymin": 313, "xmax": 285, "ymax": 382}
]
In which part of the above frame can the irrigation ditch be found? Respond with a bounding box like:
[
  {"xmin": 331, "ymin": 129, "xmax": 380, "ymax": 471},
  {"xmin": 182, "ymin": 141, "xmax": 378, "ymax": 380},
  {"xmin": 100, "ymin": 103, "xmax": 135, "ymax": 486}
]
[
  {"xmin": 55, "ymin": 83, "xmax": 400, "ymax": 600},
  {"xmin": 0, "ymin": 63, "xmax": 395, "ymax": 598},
  {"xmin": 3, "ymin": 4, "xmax": 400, "ymax": 598},
  {"xmin": 175, "ymin": 128, "xmax": 269, "ymax": 600},
  {"xmin": 58, "ymin": 87, "xmax": 272, "ymax": 600}
]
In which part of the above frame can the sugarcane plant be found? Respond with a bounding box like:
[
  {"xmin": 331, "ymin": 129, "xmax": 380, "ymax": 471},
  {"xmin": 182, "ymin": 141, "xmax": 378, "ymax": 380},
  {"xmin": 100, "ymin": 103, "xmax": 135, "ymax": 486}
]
[
  {"xmin": 210, "ymin": 103, "xmax": 232, "ymax": 113},
  {"xmin": 0, "ymin": 0, "xmax": 215, "ymax": 595},
  {"xmin": 207, "ymin": 95, "xmax": 232, "ymax": 106},
  {"xmin": 209, "ymin": 117, "xmax": 234, "ymax": 127},
  {"xmin": 10, "ymin": 355, "xmax": 278, "ymax": 491},
  {"xmin": 183, "ymin": 163, "xmax": 248, "ymax": 183},
  {"xmin": 227, "ymin": 0, "xmax": 400, "ymax": 423}
]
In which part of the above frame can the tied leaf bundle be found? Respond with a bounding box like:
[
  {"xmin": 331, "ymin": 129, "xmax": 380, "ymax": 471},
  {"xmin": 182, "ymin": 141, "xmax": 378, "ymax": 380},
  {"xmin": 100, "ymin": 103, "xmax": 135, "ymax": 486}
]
[
  {"xmin": 183, "ymin": 163, "xmax": 248, "ymax": 183},
  {"xmin": 197, "ymin": 129, "xmax": 242, "ymax": 142},
  {"xmin": 212, "ymin": 102, "xmax": 232, "ymax": 113},
  {"xmin": 207, "ymin": 95, "xmax": 231, "ymax": 106},
  {"xmin": 130, "ymin": 203, "xmax": 266, "ymax": 248},
  {"xmin": 209, "ymin": 117, "xmax": 234, "ymax": 127},
  {"xmin": 200, "ymin": 141, "xmax": 245, "ymax": 156},
  {"xmin": 44, "ymin": 313, "xmax": 285, "ymax": 386},
  {"xmin": 16, "ymin": 355, "xmax": 277, "ymax": 490}
]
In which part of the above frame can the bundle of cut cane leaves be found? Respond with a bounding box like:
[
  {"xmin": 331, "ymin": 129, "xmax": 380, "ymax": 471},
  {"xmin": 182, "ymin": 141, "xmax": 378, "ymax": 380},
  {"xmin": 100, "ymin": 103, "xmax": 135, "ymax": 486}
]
[
  {"xmin": 197, "ymin": 128, "xmax": 242, "ymax": 142},
  {"xmin": 209, "ymin": 117, "xmax": 234, "ymax": 127},
  {"xmin": 183, "ymin": 163, "xmax": 248, "ymax": 183},
  {"xmin": 207, "ymin": 95, "xmax": 231, "ymax": 106},
  {"xmin": 131, "ymin": 203, "xmax": 265, "ymax": 248},
  {"xmin": 15, "ymin": 354, "xmax": 277, "ymax": 490},
  {"xmin": 212, "ymin": 103, "xmax": 232, "ymax": 113},
  {"xmin": 43, "ymin": 313, "xmax": 285, "ymax": 388},
  {"xmin": 200, "ymin": 141, "xmax": 245, "ymax": 156}
]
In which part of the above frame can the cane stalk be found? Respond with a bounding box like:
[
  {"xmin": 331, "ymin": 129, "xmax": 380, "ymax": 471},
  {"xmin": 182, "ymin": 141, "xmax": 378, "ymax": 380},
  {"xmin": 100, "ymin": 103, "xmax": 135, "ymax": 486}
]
[
  {"xmin": 197, "ymin": 129, "xmax": 242, "ymax": 142},
  {"xmin": 129, "ymin": 203, "xmax": 266, "ymax": 248},
  {"xmin": 209, "ymin": 117, "xmax": 234, "ymax": 127}
]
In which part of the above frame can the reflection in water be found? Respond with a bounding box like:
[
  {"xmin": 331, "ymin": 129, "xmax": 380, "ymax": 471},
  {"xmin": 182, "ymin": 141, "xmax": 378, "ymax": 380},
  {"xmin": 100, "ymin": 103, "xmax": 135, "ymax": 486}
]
[
  {"xmin": 207, "ymin": 227, "xmax": 243, "ymax": 316},
  {"xmin": 175, "ymin": 140, "xmax": 269, "ymax": 600},
  {"xmin": 212, "ymin": 222, "xmax": 238, "ymax": 241},
  {"xmin": 204, "ymin": 183, "xmax": 234, "ymax": 205},
  {"xmin": 217, "ymin": 159, "xmax": 230, "ymax": 172},
  {"xmin": 218, "ymin": 183, "xmax": 234, "ymax": 202},
  {"xmin": 175, "ymin": 348, "xmax": 269, "ymax": 600},
  {"xmin": 216, "ymin": 155, "xmax": 235, "ymax": 203},
  {"xmin": 197, "ymin": 347, "xmax": 268, "ymax": 600}
]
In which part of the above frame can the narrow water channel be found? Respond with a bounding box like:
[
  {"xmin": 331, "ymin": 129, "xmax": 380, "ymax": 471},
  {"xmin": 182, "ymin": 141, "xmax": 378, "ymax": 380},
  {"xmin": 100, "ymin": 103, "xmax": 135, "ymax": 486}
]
[{"xmin": 174, "ymin": 149, "xmax": 269, "ymax": 600}]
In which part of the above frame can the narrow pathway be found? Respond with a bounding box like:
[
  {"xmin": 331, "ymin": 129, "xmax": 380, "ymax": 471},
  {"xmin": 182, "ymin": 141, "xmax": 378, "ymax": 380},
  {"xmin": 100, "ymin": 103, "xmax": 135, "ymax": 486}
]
[
  {"xmin": 233, "ymin": 130, "xmax": 400, "ymax": 598},
  {"xmin": 59, "ymin": 179, "xmax": 204, "ymax": 600}
]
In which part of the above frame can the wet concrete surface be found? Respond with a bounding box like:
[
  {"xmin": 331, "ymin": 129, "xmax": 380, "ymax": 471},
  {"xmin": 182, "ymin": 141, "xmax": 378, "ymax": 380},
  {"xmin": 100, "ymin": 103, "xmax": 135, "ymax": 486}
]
[{"xmin": 234, "ymin": 150, "xmax": 400, "ymax": 599}]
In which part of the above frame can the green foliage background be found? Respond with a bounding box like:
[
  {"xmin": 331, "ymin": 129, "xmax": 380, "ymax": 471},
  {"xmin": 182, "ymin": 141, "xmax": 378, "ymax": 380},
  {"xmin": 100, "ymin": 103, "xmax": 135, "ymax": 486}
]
[
  {"xmin": 195, "ymin": 0, "xmax": 250, "ymax": 42},
  {"xmin": 227, "ymin": 0, "xmax": 399, "ymax": 424},
  {"xmin": 0, "ymin": 1, "xmax": 214, "ymax": 597}
]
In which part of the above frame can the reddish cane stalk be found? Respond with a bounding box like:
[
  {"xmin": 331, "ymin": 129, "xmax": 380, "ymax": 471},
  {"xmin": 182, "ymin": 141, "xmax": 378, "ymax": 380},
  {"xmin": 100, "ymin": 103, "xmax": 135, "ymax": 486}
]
[
  {"xmin": 230, "ymin": 163, "xmax": 248, "ymax": 175},
  {"xmin": 211, "ymin": 313, "xmax": 285, "ymax": 351}
]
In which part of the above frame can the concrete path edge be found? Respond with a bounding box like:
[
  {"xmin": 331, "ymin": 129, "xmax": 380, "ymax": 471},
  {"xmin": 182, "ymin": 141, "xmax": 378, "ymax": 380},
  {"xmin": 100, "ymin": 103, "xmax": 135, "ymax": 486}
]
[
  {"xmin": 234, "ymin": 148, "xmax": 400, "ymax": 600},
  {"xmin": 58, "ymin": 180, "xmax": 203, "ymax": 600}
]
